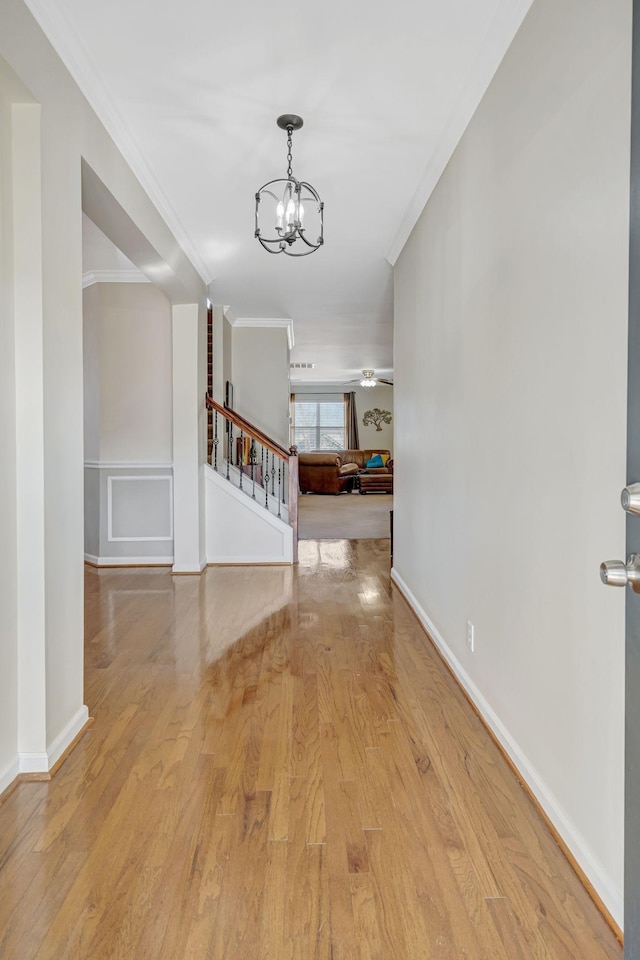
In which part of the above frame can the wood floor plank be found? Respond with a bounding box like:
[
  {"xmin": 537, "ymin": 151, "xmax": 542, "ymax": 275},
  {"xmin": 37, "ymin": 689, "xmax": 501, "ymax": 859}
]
[{"xmin": 0, "ymin": 541, "xmax": 622, "ymax": 959}]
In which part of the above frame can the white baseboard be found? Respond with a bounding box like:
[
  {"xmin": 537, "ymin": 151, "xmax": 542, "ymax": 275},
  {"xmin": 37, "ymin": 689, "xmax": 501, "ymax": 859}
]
[
  {"xmin": 17, "ymin": 705, "xmax": 90, "ymax": 775},
  {"xmin": 46, "ymin": 705, "xmax": 89, "ymax": 768},
  {"xmin": 85, "ymin": 554, "xmax": 174, "ymax": 567},
  {"xmin": 171, "ymin": 558, "xmax": 207, "ymax": 574},
  {"xmin": 1, "ymin": 708, "xmax": 90, "ymax": 796},
  {"xmin": 390, "ymin": 568, "xmax": 623, "ymax": 930},
  {"xmin": 0, "ymin": 756, "xmax": 20, "ymax": 795},
  {"xmin": 19, "ymin": 752, "xmax": 49, "ymax": 773},
  {"xmin": 206, "ymin": 557, "xmax": 293, "ymax": 566}
]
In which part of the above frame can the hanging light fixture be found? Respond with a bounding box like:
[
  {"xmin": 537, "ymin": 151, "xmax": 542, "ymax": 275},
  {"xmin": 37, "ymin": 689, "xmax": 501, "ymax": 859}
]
[
  {"xmin": 255, "ymin": 115, "xmax": 324, "ymax": 257},
  {"xmin": 360, "ymin": 370, "xmax": 377, "ymax": 388}
]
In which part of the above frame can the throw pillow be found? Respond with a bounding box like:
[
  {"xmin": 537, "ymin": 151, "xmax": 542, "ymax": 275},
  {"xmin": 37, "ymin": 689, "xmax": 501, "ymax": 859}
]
[
  {"xmin": 366, "ymin": 454, "xmax": 384, "ymax": 468},
  {"xmin": 380, "ymin": 453, "xmax": 390, "ymax": 466}
]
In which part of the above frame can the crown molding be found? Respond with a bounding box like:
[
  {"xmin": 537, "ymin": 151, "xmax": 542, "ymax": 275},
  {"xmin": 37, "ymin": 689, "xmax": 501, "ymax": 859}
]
[
  {"xmin": 82, "ymin": 269, "xmax": 151, "ymax": 288},
  {"xmin": 386, "ymin": 0, "xmax": 534, "ymax": 266},
  {"xmin": 23, "ymin": 0, "xmax": 213, "ymax": 285},
  {"xmin": 230, "ymin": 317, "xmax": 295, "ymax": 351},
  {"xmin": 223, "ymin": 305, "xmax": 237, "ymax": 326}
]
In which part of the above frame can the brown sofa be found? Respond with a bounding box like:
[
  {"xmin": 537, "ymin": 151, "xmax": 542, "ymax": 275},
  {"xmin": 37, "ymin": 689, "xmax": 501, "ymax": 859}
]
[{"xmin": 298, "ymin": 449, "xmax": 392, "ymax": 495}]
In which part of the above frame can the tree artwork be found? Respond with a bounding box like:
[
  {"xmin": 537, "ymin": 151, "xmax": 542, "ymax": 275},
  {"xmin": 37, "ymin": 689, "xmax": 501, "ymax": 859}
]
[{"xmin": 362, "ymin": 408, "xmax": 392, "ymax": 432}]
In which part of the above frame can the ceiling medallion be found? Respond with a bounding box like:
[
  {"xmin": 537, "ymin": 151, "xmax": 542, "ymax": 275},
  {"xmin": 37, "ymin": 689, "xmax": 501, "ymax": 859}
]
[{"xmin": 255, "ymin": 114, "xmax": 324, "ymax": 257}]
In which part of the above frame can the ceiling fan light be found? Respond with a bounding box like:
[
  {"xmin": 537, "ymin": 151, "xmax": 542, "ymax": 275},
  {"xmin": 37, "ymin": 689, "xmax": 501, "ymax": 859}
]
[{"xmin": 359, "ymin": 368, "xmax": 376, "ymax": 387}]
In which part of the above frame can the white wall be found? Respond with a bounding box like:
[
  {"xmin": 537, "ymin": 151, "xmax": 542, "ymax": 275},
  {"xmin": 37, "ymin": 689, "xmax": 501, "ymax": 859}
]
[
  {"xmin": 205, "ymin": 466, "xmax": 293, "ymax": 564},
  {"xmin": 0, "ymin": 0, "xmax": 205, "ymax": 782},
  {"xmin": 393, "ymin": 0, "xmax": 629, "ymax": 924},
  {"xmin": 0, "ymin": 64, "xmax": 20, "ymax": 790},
  {"xmin": 232, "ymin": 326, "xmax": 290, "ymax": 447}
]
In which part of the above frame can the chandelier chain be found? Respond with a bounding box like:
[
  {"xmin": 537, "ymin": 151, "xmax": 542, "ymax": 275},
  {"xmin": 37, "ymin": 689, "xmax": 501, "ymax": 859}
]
[{"xmin": 286, "ymin": 127, "xmax": 293, "ymax": 178}]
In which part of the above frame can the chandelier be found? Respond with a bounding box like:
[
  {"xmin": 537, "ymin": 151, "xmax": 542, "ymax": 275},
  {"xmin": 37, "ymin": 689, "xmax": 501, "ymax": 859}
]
[{"xmin": 255, "ymin": 115, "xmax": 324, "ymax": 257}]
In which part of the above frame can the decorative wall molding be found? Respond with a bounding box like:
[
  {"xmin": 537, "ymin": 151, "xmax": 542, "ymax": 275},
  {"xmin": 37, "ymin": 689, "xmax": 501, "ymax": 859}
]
[
  {"xmin": 84, "ymin": 460, "xmax": 173, "ymax": 469},
  {"xmin": 22, "ymin": 0, "xmax": 212, "ymax": 285},
  {"xmin": 229, "ymin": 316, "xmax": 295, "ymax": 351},
  {"xmin": 385, "ymin": 0, "xmax": 535, "ymax": 265},
  {"xmin": 82, "ymin": 269, "xmax": 150, "ymax": 288},
  {"xmin": 389, "ymin": 568, "xmax": 623, "ymax": 930},
  {"xmin": 107, "ymin": 475, "xmax": 173, "ymax": 542},
  {"xmin": 222, "ymin": 305, "xmax": 237, "ymax": 326}
]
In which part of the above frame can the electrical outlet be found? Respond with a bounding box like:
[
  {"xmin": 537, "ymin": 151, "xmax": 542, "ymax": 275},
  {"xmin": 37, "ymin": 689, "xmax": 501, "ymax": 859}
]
[{"xmin": 466, "ymin": 620, "xmax": 475, "ymax": 653}]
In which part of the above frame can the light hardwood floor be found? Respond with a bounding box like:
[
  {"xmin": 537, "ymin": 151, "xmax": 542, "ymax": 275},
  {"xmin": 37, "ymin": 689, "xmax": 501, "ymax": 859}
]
[{"xmin": 0, "ymin": 540, "xmax": 622, "ymax": 959}]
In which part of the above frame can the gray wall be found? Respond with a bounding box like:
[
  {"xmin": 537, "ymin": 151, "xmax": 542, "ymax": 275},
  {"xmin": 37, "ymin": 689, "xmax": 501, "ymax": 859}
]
[
  {"xmin": 393, "ymin": 0, "xmax": 629, "ymax": 924},
  {"xmin": 83, "ymin": 281, "xmax": 174, "ymax": 563}
]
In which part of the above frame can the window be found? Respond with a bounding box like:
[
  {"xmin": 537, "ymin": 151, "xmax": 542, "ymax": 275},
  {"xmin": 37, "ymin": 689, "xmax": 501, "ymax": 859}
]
[{"xmin": 292, "ymin": 397, "xmax": 346, "ymax": 452}]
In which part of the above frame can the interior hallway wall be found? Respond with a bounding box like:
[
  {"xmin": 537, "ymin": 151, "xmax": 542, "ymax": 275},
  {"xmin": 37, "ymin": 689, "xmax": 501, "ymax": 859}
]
[
  {"xmin": 393, "ymin": 0, "xmax": 630, "ymax": 924},
  {"xmin": 0, "ymin": 0, "xmax": 205, "ymax": 783},
  {"xmin": 83, "ymin": 281, "xmax": 174, "ymax": 564},
  {"xmin": 0, "ymin": 64, "xmax": 20, "ymax": 789}
]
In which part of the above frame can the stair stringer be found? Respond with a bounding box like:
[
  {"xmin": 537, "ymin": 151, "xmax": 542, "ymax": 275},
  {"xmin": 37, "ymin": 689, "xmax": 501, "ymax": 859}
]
[{"xmin": 205, "ymin": 463, "xmax": 294, "ymax": 564}]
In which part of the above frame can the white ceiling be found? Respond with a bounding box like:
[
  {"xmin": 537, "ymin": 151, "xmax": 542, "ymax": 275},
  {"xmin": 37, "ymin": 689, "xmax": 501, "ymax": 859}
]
[{"xmin": 28, "ymin": 0, "xmax": 533, "ymax": 383}]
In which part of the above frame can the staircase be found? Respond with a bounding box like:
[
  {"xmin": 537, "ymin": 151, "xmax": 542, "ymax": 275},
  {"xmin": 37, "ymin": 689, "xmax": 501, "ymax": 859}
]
[{"xmin": 205, "ymin": 394, "xmax": 299, "ymax": 563}]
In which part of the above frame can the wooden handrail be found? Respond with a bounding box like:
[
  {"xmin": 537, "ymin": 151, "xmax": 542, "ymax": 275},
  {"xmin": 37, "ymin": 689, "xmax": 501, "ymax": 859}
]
[{"xmin": 205, "ymin": 394, "xmax": 296, "ymax": 461}]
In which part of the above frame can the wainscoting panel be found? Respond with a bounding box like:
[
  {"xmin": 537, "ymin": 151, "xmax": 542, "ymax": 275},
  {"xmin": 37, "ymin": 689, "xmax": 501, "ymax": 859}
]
[
  {"xmin": 108, "ymin": 476, "xmax": 173, "ymax": 541},
  {"xmin": 84, "ymin": 463, "xmax": 174, "ymax": 564}
]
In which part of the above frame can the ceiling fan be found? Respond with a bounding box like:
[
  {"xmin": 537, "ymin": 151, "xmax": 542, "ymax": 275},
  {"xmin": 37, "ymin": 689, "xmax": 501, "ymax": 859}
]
[{"xmin": 344, "ymin": 369, "xmax": 394, "ymax": 388}]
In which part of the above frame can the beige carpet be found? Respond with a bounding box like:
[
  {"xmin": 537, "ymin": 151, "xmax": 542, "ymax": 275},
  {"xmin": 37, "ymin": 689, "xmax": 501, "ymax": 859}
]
[{"xmin": 298, "ymin": 491, "xmax": 393, "ymax": 540}]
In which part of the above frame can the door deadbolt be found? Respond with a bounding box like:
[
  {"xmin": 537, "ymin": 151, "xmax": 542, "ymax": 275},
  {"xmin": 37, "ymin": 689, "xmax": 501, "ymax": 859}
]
[
  {"xmin": 622, "ymin": 483, "xmax": 640, "ymax": 515},
  {"xmin": 600, "ymin": 555, "xmax": 640, "ymax": 592}
]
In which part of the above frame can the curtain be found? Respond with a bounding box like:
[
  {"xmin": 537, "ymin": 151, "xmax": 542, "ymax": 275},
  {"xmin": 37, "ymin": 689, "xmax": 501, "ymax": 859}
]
[{"xmin": 344, "ymin": 392, "xmax": 359, "ymax": 449}]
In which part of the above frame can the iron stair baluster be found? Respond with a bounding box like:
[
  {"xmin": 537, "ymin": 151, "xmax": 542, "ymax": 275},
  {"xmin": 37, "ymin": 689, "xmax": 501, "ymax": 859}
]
[
  {"xmin": 277, "ymin": 462, "xmax": 282, "ymax": 518},
  {"xmin": 251, "ymin": 440, "xmax": 256, "ymax": 500}
]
